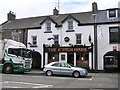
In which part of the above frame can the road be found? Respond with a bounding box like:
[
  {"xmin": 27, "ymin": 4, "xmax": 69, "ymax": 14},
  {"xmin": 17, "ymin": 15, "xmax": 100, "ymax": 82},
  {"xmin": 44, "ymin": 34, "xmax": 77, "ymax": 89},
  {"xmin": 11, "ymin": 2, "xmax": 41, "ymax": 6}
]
[{"xmin": 1, "ymin": 70, "xmax": 119, "ymax": 89}]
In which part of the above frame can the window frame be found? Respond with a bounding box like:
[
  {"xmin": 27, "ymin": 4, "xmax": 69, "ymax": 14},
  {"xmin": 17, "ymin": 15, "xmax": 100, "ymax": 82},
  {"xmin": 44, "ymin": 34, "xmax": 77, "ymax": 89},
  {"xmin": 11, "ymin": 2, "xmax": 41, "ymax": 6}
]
[
  {"xmin": 53, "ymin": 35, "xmax": 59, "ymax": 44},
  {"xmin": 108, "ymin": 9, "xmax": 117, "ymax": 18},
  {"xmin": 76, "ymin": 34, "xmax": 82, "ymax": 44},
  {"xmin": 31, "ymin": 36, "xmax": 37, "ymax": 46},
  {"xmin": 46, "ymin": 20, "xmax": 51, "ymax": 32},
  {"xmin": 109, "ymin": 27, "xmax": 119, "ymax": 44},
  {"xmin": 68, "ymin": 18, "xmax": 73, "ymax": 30}
]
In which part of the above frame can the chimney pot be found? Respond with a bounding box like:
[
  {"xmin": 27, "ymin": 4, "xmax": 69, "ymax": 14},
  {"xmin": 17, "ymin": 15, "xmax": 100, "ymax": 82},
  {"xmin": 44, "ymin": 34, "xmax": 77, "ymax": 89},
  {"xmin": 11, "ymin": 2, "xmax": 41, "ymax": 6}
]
[
  {"xmin": 53, "ymin": 7, "xmax": 59, "ymax": 15},
  {"xmin": 7, "ymin": 11, "xmax": 16, "ymax": 21},
  {"xmin": 92, "ymin": 2, "xmax": 98, "ymax": 14}
]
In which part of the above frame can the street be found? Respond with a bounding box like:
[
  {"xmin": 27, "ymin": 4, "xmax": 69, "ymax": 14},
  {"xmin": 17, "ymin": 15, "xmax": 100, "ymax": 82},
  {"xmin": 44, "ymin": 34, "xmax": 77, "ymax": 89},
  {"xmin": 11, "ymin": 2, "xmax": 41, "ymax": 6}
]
[{"xmin": 1, "ymin": 70, "xmax": 119, "ymax": 89}]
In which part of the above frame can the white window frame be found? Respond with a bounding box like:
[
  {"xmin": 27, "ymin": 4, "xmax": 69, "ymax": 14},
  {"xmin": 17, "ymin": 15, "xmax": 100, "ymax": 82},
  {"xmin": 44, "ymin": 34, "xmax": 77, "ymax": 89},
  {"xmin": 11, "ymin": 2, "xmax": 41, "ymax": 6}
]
[
  {"xmin": 31, "ymin": 36, "xmax": 37, "ymax": 46},
  {"xmin": 76, "ymin": 34, "xmax": 82, "ymax": 44},
  {"xmin": 107, "ymin": 9, "xmax": 118, "ymax": 18},
  {"xmin": 68, "ymin": 19, "xmax": 73, "ymax": 30},
  {"xmin": 53, "ymin": 35, "xmax": 59, "ymax": 44},
  {"xmin": 46, "ymin": 20, "xmax": 51, "ymax": 32}
]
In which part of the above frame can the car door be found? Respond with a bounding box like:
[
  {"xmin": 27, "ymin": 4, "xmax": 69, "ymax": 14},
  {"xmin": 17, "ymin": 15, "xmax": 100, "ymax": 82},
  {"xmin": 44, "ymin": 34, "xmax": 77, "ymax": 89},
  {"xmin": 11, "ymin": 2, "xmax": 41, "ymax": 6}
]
[
  {"xmin": 60, "ymin": 62, "xmax": 73, "ymax": 75},
  {"xmin": 50, "ymin": 62, "xmax": 61, "ymax": 75}
]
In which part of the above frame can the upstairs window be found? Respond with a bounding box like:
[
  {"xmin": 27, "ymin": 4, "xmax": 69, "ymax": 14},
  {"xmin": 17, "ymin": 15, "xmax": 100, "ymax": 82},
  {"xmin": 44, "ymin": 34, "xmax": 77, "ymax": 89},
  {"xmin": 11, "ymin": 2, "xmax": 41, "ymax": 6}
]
[
  {"xmin": 53, "ymin": 35, "xmax": 59, "ymax": 44},
  {"xmin": 68, "ymin": 19, "xmax": 73, "ymax": 30},
  {"xmin": 108, "ymin": 9, "xmax": 117, "ymax": 18},
  {"xmin": 32, "ymin": 36, "xmax": 37, "ymax": 46},
  {"xmin": 46, "ymin": 20, "xmax": 51, "ymax": 32},
  {"xmin": 76, "ymin": 34, "xmax": 82, "ymax": 44},
  {"xmin": 109, "ymin": 27, "xmax": 120, "ymax": 44},
  {"xmin": 12, "ymin": 31, "xmax": 20, "ymax": 42}
]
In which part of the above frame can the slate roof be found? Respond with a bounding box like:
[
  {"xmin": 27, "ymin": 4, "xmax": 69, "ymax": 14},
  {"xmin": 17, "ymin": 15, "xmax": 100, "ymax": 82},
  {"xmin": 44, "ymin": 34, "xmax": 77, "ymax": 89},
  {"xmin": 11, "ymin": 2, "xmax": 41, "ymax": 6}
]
[{"xmin": 1, "ymin": 8, "xmax": 120, "ymax": 30}]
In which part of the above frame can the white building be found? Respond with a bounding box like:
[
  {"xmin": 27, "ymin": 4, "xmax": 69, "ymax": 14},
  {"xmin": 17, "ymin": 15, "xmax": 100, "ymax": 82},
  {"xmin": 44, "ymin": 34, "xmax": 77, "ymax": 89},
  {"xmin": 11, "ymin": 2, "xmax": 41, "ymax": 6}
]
[
  {"xmin": 27, "ymin": 3, "xmax": 120, "ymax": 72},
  {"xmin": 1, "ymin": 2, "xmax": 120, "ymax": 72}
]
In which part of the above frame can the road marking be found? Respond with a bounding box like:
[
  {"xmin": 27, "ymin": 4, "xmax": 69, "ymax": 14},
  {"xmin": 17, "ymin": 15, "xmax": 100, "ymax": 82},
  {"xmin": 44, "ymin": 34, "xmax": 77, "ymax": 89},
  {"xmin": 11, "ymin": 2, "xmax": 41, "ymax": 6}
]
[
  {"xmin": 3, "ymin": 74, "xmax": 93, "ymax": 80},
  {"xmin": 2, "ymin": 81, "xmax": 52, "ymax": 88}
]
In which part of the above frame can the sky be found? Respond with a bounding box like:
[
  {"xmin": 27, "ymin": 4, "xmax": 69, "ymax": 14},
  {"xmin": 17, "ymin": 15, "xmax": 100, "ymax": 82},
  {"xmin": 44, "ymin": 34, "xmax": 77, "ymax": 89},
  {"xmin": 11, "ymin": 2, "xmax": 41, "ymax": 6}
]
[{"xmin": 0, "ymin": 0, "xmax": 120, "ymax": 24}]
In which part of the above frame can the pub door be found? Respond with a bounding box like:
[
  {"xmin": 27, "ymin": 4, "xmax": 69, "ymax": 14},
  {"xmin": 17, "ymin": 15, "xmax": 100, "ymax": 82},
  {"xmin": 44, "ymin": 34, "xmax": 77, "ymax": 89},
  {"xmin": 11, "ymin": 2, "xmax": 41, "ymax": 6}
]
[{"xmin": 67, "ymin": 52, "xmax": 74, "ymax": 66}]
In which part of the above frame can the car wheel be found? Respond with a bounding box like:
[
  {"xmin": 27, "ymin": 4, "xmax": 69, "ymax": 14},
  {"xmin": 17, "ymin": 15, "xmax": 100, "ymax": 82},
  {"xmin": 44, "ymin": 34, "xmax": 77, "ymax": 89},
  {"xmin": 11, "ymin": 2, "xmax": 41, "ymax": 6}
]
[
  {"xmin": 46, "ymin": 70, "xmax": 53, "ymax": 76},
  {"xmin": 3, "ymin": 64, "xmax": 13, "ymax": 74},
  {"xmin": 73, "ymin": 71, "xmax": 80, "ymax": 78}
]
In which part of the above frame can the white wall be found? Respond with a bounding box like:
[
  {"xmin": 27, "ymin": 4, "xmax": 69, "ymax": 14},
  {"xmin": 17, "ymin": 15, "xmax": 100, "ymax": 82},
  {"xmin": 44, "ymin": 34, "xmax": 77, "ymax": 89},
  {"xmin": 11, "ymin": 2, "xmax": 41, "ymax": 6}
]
[
  {"xmin": 97, "ymin": 24, "xmax": 119, "ymax": 70},
  {"xmin": 28, "ymin": 19, "xmax": 120, "ymax": 70},
  {"xmin": 28, "ymin": 20, "xmax": 94, "ymax": 68}
]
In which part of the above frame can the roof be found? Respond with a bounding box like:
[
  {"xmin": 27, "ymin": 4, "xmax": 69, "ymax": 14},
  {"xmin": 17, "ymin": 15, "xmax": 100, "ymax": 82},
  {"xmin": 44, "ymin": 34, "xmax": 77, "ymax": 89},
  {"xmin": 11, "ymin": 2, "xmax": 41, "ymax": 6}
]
[{"xmin": 1, "ymin": 8, "xmax": 120, "ymax": 30}]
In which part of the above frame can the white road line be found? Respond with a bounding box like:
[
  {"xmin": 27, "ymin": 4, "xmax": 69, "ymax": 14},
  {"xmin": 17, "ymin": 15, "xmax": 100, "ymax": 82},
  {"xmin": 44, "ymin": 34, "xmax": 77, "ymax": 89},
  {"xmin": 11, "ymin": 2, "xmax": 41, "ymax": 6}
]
[{"xmin": 2, "ymin": 81, "xmax": 52, "ymax": 88}]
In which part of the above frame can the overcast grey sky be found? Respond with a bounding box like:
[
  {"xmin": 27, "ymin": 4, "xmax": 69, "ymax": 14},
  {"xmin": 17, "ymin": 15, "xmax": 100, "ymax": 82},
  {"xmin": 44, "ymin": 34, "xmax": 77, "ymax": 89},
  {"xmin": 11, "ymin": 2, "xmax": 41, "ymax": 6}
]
[{"xmin": 0, "ymin": 0, "xmax": 119, "ymax": 24}]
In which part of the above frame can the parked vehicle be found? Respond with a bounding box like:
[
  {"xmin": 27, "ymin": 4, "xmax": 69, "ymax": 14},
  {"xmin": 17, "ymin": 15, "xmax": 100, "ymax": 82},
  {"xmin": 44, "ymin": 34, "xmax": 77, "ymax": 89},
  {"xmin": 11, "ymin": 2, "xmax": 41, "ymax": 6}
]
[
  {"xmin": 43, "ymin": 62, "xmax": 88, "ymax": 78},
  {"xmin": 0, "ymin": 39, "xmax": 32, "ymax": 74}
]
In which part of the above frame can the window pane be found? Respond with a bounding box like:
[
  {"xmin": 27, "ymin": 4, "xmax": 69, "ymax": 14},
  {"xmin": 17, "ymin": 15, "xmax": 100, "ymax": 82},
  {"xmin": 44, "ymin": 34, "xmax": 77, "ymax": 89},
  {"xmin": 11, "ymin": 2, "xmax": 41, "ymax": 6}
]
[
  {"xmin": 54, "ymin": 35, "xmax": 59, "ymax": 44},
  {"xmin": 32, "ymin": 36, "xmax": 37, "ymax": 45},
  {"xmin": 76, "ymin": 34, "xmax": 81, "ymax": 44},
  {"xmin": 110, "ymin": 27, "xmax": 119, "ymax": 43},
  {"xmin": 68, "ymin": 20, "xmax": 73, "ymax": 30},
  {"xmin": 109, "ymin": 10, "xmax": 116, "ymax": 17},
  {"xmin": 46, "ymin": 20, "xmax": 51, "ymax": 31}
]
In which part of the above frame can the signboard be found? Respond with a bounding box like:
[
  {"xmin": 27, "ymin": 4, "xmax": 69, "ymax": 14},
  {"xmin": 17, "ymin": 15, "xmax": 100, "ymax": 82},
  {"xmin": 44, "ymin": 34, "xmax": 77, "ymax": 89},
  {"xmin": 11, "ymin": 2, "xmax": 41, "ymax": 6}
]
[
  {"xmin": 113, "ymin": 46, "xmax": 117, "ymax": 50},
  {"xmin": 45, "ymin": 47, "xmax": 87, "ymax": 52}
]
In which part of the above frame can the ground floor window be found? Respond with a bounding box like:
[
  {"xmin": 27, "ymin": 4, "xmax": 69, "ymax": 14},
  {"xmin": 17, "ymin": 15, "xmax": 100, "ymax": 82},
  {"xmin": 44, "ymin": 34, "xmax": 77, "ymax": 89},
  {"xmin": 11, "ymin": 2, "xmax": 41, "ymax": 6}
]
[
  {"xmin": 48, "ymin": 53, "xmax": 59, "ymax": 63},
  {"xmin": 76, "ymin": 52, "xmax": 89, "ymax": 68}
]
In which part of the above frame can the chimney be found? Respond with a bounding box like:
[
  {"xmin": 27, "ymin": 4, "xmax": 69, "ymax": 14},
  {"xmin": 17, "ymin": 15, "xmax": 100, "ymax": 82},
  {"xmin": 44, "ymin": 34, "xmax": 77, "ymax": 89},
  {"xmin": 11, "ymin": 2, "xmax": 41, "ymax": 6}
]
[
  {"xmin": 7, "ymin": 11, "xmax": 16, "ymax": 21},
  {"xmin": 92, "ymin": 2, "xmax": 98, "ymax": 14},
  {"xmin": 53, "ymin": 7, "xmax": 59, "ymax": 15}
]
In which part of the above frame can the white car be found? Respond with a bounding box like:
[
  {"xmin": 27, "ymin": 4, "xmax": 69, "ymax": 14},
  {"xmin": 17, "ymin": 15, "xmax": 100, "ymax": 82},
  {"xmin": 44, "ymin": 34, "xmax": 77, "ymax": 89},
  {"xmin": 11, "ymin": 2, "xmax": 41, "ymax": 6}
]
[{"xmin": 43, "ymin": 62, "xmax": 88, "ymax": 78}]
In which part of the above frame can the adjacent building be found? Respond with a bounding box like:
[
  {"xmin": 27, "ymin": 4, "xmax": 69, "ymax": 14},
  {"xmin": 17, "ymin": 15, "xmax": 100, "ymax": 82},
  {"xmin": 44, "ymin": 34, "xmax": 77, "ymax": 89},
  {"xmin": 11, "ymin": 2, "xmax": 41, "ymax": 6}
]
[{"xmin": 0, "ymin": 2, "xmax": 120, "ymax": 72}]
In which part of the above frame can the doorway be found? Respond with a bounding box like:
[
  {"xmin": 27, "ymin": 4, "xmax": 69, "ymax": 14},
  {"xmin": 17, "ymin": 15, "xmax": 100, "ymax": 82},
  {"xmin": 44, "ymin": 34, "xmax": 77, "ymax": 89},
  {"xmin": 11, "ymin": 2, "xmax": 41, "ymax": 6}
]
[
  {"xmin": 32, "ymin": 51, "xmax": 41, "ymax": 69},
  {"xmin": 104, "ymin": 51, "xmax": 120, "ymax": 72},
  {"xmin": 67, "ymin": 52, "xmax": 74, "ymax": 66}
]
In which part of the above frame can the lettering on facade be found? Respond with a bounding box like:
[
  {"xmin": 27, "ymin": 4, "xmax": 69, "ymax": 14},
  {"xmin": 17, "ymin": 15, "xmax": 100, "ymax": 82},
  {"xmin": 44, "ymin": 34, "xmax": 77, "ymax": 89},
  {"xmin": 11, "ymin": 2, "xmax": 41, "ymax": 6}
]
[{"xmin": 47, "ymin": 47, "xmax": 87, "ymax": 52}]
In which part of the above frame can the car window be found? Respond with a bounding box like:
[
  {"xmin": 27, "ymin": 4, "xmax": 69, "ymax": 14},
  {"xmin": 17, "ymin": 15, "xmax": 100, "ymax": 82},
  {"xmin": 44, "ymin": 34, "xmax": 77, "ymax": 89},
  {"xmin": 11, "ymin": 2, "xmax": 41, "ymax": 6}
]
[
  {"xmin": 61, "ymin": 62, "xmax": 70, "ymax": 67},
  {"xmin": 52, "ymin": 63, "xmax": 60, "ymax": 67}
]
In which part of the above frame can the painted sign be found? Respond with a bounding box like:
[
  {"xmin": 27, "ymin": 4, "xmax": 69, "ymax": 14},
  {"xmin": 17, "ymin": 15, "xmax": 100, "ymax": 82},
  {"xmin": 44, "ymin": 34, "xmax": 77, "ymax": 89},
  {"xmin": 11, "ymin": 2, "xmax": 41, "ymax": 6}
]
[{"xmin": 46, "ymin": 47, "xmax": 87, "ymax": 52}]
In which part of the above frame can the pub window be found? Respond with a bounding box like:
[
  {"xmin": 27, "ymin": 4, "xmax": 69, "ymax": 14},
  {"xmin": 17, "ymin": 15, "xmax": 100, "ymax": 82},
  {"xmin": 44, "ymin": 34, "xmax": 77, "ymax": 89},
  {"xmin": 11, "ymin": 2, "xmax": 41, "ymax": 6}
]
[
  {"xmin": 109, "ymin": 27, "xmax": 120, "ymax": 44},
  {"xmin": 76, "ymin": 52, "xmax": 89, "ymax": 68},
  {"xmin": 46, "ymin": 20, "xmax": 51, "ymax": 32},
  {"xmin": 108, "ymin": 9, "xmax": 116, "ymax": 18},
  {"xmin": 32, "ymin": 36, "xmax": 37, "ymax": 46},
  {"xmin": 76, "ymin": 34, "xmax": 82, "ymax": 44},
  {"xmin": 48, "ymin": 53, "xmax": 59, "ymax": 63},
  {"xmin": 53, "ymin": 35, "xmax": 59, "ymax": 44},
  {"xmin": 68, "ymin": 18, "xmax": 73, "ymax": 30}
]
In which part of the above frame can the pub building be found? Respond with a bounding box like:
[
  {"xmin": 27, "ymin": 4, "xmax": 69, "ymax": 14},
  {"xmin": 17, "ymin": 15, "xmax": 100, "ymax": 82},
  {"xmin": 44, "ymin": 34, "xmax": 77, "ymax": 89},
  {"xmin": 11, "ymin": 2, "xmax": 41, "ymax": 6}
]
[{"xmin": 43, "ymin": 44, "xmax": 93, "ymax": 70}]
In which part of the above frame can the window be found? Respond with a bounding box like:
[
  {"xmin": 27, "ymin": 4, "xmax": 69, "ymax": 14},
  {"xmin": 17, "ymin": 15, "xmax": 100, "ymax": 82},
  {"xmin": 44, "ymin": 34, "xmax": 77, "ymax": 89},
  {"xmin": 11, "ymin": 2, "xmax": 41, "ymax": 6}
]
[
  {"xmin": 109, "ymin": 27, "xmax": 120, "ymax": 44},
  {"xmin": 76, "ymin": 34, "xmax": 82, "ymax": 44},
  {"xmin": 46, "ymin": 20, "xmax": 51, "ymax": 32},
  {"xmin": 68, "ymin": 19, "xmax": 73, "ymax": 30},
  {"xmin": 12, "ymin": 34, "xmax": 20, "ymax": 42},
  {"xmin": 52, "ymin": 63, "xmax": 60, "ymax": 67},
  {"xmin": 53, "ymin": 35, "xmax": 59, "ymax": 44},
  {"xmin": 12, "ymin": 31, "xmax": 20, "ymax": 42},
  {"xmin": 32, "ymin": 36, "xmax": 37, "ymax": 46},
  {"xmin": 109, "ymin": 9, "xmax": 116, "ymax": 18}
]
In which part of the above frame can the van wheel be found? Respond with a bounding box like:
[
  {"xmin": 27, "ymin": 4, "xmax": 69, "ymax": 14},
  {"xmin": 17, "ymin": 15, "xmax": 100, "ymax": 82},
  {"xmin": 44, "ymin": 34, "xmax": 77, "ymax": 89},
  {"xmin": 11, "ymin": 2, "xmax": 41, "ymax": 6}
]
[
  {"xmin": 73, "ymin": 71, "xmax": 80, "ymax": 78},
  {"xmin": 3, "ymin": 64, "xmax": 13, "ymax": 74}
]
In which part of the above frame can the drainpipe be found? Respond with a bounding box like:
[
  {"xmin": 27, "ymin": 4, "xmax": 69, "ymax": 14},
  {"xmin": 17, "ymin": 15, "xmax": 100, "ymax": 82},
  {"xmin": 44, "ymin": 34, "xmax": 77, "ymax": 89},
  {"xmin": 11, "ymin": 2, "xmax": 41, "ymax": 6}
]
[{"xmin": 92, "ymin": 2, "xmax": 98, "ymax": 71}]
